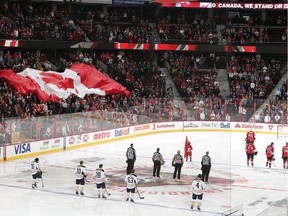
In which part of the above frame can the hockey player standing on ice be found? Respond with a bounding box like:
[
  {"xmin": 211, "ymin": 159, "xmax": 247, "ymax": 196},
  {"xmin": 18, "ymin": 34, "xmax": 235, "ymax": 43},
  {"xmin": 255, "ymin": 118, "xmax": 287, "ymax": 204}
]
[
  {"xmin": 185, "ymin": 142, "xmax": 193, "ymax": 162},
  {"xmin": 246, "ymin": 142, "xmax": 256, "ymax": 166},
  {"xmin": 125, "ymin": 169, "xmax": 138, "ymax": 202},
  {"xmin": 191, "ymin": 174, "xmax": 206, "ymax": 211},
  {"xmin": 75, "ymin": 160, "xmax": 87, "ymax": 195},
  {"xmin": 266, "ymin": 142, "xmax": 275, "ymax": 168},
  {"xmin": 152, "ymin": 148, "xmax": 165, "ymax": 179},
  {"xmin": 246, "ymin": 129, "xmax": 256, "ymax": 144},
  {"xmin": 93, "ymin": 164, "xmax": 109, "ymax": 199},
  {"xmin": 126, "ymin": 143, "xmax": 136, "ymax": 174},
  {"xmin": 282, "ymin": 142, "xmax": 288, "ymax": 169},
  {"xmin": 172, "ymin": 150, "xmax": 184, "ymax": 182},
  {"xmin": 201, "ymin": 151, "xmax": 211, "ymax": 182},
  {"xmin": 31, "ymin": 158, "xmax": 42, "ymax": 189}
]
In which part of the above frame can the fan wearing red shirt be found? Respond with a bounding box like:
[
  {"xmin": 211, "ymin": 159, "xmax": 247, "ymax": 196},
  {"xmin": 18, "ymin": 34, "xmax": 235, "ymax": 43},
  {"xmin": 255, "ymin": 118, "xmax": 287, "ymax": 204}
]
[
  {"xmin": 246, "ymin": 129, "xmax": 256, "ymax": 144},
  {"xmin": 246, "ymin": 143, "xmax": 256, "ymax": 166},
  {"xmin": 265, "ymin": 142, "xmax": 274, "ymax": 168},
  {"xmin": 282, "ymin": 142, "xmax": 288, "ymax": 169}
]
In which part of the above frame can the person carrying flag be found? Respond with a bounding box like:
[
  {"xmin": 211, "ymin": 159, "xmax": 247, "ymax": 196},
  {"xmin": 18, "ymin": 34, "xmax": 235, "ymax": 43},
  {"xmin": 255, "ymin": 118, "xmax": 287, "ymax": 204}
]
[{"xmin": 185, "ymin": 141, "xmax": 193, "ymax": 162}]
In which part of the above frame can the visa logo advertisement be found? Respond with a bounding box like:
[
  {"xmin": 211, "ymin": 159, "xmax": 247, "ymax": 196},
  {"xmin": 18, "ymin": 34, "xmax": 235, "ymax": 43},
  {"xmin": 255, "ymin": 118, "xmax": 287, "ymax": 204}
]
[{"xmin": 14, "ymin": 143, "xmax": 31, "ymax": 155}]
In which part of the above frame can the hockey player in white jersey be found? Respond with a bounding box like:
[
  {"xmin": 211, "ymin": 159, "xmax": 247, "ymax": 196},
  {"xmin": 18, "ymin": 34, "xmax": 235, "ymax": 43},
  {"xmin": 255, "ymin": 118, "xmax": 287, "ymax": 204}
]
[
  {"xmin": 125, "ymin": 169, "xmax": 138, "ymax": 202},
  {"xmin": 75, "ymin": 160, "xmax": 87, "ymax": 195},
  {"xmin": 191, "ymin": 174, "xmax": 206, "ymax": 211},
  {"xmin": 31, "ymin": 158, "xmax": 42, "ymax": 189},
  {"xmin": 93, "ymin": 164, "xmax": 109, "ymax": 199}
]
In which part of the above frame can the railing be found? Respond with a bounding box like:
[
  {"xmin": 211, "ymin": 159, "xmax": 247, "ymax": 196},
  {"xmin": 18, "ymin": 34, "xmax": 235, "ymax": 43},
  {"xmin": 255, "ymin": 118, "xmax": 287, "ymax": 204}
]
[{"xmin": 0, "ymin": 98, "xmax": 286, "ymax": 145}]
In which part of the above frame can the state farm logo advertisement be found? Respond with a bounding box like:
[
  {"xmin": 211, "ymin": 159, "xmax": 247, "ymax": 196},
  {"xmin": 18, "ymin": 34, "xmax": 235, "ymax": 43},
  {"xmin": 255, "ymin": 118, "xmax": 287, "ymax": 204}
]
[
  {"xmin": 115, "ymin": 128, "xmax": 129, "ymax": 137},
  {"xmin": 134, "ymin": 124, "xmax": 150, "ymax": 132},
  {"xmin": 184, "ymin": 122, "xmax": 198, "ymax": 128},
  {"xmin": 93, "ymin": 131, "xmax": 110, "ymax": 141},
  {"xmin": 152, "ymin": 123, "xmax": 175, "ymax": 130},
  {"xmin": 234, "ymin": 123, "xmax": 263, "ymax": 130}
]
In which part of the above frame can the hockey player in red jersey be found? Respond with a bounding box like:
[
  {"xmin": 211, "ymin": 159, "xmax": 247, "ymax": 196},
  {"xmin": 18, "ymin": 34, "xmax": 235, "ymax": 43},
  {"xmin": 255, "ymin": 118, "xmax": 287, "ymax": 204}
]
[
  {"xmin": 282, "ymin": 142, "xmax": 288, "ymax": 169},
  {"xmin": 245, "ymin": 129, "xmax": 256, "ymax": 144},
  {"xmin": 246, "ymin": 142, "xmax": 256, "ymax": 166},
  {"xmin": 265, "ymin": 142, "xmax": 274, "ymax": 168}
]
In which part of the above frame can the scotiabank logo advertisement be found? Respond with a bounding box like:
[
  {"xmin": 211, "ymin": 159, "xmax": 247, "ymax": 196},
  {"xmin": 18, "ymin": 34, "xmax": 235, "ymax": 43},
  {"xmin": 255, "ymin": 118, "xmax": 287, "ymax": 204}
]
[
  {"xmin": 153, "ymin": 123, "xmax": 175, "ymax": 130},
  {"xmin": 235, "ymin": 123, "xmax": 263, "ymax": 129}
]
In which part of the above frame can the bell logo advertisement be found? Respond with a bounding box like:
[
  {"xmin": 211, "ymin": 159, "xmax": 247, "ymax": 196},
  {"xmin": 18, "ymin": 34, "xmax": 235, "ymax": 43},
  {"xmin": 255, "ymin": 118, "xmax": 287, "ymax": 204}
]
[
  {"xmin": 14, "ymin": 143, "xmax": 31, "ymax": 155},
  {"xmin": 220, "ymin": 122, "xmax": 230, "ymax": 128}
]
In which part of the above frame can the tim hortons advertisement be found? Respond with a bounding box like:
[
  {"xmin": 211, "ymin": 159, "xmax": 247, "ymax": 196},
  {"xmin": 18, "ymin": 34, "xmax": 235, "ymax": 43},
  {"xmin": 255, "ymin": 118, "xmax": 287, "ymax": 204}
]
[{"xmin": 67, "ymin": 134, "xmax": 90, "ymax": 146}]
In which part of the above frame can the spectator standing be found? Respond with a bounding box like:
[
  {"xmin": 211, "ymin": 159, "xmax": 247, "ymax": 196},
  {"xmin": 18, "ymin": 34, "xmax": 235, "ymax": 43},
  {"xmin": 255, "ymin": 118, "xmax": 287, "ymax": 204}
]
[
  {"xmin": 191, "ymin": 174, "xmax": 206, "ymax": 211},
  {"xmin": 152, "ymin": 148, "xmax": 165, "ymax": 179},
  {"xmin": 172, "ymin": 150, "xmax": 184, "ymax": 181},
  {"xmin": 201, "ymin": 151, "xmax": 212, "ymax": 182},
  {"xmin": 266, "ymin": 142, "xmax": 275, "ymax": 168},
  {"xmin": 126, "ymin": 143, "xmax": 136, "ymax": 174},
  {"xmin": 282, "ymin": 142, "xmax": 288, "ymax": 169}
]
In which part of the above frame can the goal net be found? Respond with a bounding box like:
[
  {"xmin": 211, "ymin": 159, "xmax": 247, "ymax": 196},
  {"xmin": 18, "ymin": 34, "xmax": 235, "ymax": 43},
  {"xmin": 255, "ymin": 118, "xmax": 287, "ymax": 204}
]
[
  {"xmin": 221, "ymin": 204, "xmax": 244, "ymax": 216},
  {"xmin": 277, "ymin": 125, "xmax": 288, "ymax": 138}
]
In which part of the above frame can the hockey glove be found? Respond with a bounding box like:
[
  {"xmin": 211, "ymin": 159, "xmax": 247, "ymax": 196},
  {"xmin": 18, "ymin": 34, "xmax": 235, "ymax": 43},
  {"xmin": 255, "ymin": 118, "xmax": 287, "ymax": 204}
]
[{"xmin": 254, "ymin": 151, "xmax": 258, "ymax": 156}]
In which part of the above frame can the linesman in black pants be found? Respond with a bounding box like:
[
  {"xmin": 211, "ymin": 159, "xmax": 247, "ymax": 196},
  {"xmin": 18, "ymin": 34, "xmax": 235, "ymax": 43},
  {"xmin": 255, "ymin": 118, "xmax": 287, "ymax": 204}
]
[
  {"xmin": 152, "ymin": 148, "xmax": 165, "ymax": 179},
  {"xmin": 201, "ymin": 151, "xmax": 212, "ymax": 183},
  {"xmin": 126, "ymin": 143, "xmax": 136, "ymax": 174},
  {"xmin": 172, "ymin": 150, "xmax": 184, "ymax": 182}
]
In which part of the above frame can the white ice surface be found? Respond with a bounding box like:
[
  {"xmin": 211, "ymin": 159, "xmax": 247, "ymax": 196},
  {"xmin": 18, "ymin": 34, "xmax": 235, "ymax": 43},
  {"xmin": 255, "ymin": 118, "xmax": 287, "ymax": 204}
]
[{"xmin": 0, "ymin": 131, "xmax": 287, "ymax": 216}]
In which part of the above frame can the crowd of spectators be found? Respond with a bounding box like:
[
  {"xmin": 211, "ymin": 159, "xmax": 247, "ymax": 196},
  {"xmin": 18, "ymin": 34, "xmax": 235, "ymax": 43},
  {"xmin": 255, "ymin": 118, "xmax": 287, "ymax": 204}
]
[
  {"xmin": 0, "ymin": 2, "xmax": 287, "ymax": 45},
  {"xmin": 156, "ymin": 11, "xmax": 218, "ymax": 44},
  {"xmin": 0, "ymin": 1, "xmax": 287, "ymax": 144}
]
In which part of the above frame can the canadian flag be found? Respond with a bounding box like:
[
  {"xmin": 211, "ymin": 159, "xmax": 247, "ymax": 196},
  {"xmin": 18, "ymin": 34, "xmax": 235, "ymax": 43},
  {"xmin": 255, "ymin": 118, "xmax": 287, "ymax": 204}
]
[{"xmin": 0, "ymin": 63, "xmax": 130, "ymax": 102}]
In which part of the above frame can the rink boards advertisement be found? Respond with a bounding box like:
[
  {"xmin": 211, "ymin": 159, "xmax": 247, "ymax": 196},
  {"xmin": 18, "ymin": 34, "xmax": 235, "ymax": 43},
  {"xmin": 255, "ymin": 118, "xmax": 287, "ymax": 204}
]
[{"xmin": 2, "ymin": 121, "xmax": 280, "ymax": 160}]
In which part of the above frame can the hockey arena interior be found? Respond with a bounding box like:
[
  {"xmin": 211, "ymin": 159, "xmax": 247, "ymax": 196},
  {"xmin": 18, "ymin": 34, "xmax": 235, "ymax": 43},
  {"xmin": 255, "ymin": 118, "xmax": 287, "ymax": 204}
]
[{"xmin": 0, "ymin": 0, "xmax": 287, "ymax": 216}]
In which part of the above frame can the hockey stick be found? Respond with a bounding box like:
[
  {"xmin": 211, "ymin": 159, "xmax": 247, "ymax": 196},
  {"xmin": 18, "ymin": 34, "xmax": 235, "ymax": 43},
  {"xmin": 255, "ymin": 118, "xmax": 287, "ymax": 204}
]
[
  {"xmin": 105, "ymin": 188, "xmax": 111, "ymax": 196},
  {"xmin": 40, "ymin": 177, "xmax": 44, "ymax": 187},
  {"xmin": 136, "ymin": 187, "xmax": 144, "ymax": 199}
]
